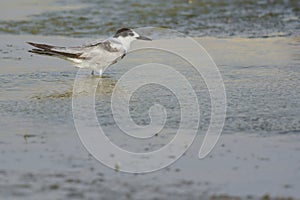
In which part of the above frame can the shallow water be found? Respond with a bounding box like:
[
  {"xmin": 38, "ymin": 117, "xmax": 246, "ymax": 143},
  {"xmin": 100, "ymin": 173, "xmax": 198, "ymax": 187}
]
[
  {"xmin": 1, "ymin": 0, "xmax": 300, "ymax": 199},
  {"xmin": 1, "ymin": 35, "xmax": 299, "ymax": 137},
  {"xmin": 0, "ymin": 0, "xmax": 299, "ymax": 38},
  {"xmin": 0, "ymin": 34, "xmax": 300, "ymax": 199}
]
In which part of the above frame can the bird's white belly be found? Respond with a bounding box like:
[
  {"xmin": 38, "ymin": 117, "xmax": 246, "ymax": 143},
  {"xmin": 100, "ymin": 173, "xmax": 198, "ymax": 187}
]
[{"xmin": 73, "ymin": 53, "xmax": 122, "ymax": 72}]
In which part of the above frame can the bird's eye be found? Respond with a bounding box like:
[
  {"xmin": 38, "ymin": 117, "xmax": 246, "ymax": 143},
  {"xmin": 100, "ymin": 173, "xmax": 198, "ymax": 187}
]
[{"xmin": 129, "ymin": 32, "xmax": 134, "ymax": 36}]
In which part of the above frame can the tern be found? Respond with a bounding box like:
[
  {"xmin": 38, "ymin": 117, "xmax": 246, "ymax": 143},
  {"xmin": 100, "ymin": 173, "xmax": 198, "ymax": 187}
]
[{"xmin": 27, "ymin": 28, "xmax": 151, "ymax": 76}]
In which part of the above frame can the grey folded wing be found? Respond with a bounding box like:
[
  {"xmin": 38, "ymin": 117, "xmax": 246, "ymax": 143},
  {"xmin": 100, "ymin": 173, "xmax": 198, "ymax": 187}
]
[{"xmin": 27, "ymin": 40, "xmax": 126, "ymax": 68}]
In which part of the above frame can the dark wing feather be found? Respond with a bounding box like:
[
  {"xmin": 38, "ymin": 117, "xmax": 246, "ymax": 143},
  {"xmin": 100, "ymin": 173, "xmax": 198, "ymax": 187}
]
[
  {"xmin": 29, "ymin": 49, "xmax": 57, "ymax": 56},
  {"xmin": 27, "ymin": 42, "xmax": 83, "ymax": 59},
  {"xmin": 27, "ymin": 42, "xmax": 56, "ymax": 50}
]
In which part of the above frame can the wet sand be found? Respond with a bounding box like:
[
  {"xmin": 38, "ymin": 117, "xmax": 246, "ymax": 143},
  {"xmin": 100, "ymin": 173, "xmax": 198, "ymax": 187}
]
[{"xmin": 0, "ymin": 34, "xmax": 300, "ymax": 199}]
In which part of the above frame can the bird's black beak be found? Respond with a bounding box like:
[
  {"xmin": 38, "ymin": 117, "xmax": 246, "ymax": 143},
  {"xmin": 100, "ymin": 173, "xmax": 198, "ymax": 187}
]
[{"xmin": 136, "ymin": 35, "xmax": 152, "ymax": 41}]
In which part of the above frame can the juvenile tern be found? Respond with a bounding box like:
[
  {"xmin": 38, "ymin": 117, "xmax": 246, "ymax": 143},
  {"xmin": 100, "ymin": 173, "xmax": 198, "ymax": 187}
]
[{"xmin": 27, "ymin": 28, "xmax": 151, "ymax": 76}]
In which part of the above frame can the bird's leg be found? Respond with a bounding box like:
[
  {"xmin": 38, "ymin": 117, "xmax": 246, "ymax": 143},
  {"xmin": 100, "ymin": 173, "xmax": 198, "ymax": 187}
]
[
  {"xmin": 91, "ymin": 70, "xmax": 94, "ymax": 75},
  {"xmin": 99, "ymin": 69, "xmax": 103, "ymax": 77}
]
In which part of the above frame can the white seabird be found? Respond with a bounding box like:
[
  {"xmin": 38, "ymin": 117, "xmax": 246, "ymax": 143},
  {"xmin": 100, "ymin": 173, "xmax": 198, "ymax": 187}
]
[{"xmin": 27, "ymin": 28, "xmax": 151, "ymax": 76}]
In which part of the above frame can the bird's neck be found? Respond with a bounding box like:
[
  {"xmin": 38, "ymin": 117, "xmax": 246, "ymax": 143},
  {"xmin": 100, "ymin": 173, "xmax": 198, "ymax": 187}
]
[{"xmin": 117, "ymin": 37, "xmax": 133, "ymax": 52}]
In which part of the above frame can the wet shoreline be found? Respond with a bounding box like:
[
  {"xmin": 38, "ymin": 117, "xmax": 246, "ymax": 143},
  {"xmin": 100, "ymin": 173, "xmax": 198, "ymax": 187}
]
[
  {"xmin": 0, "ymin": 34, "xmax": 299, "ymax": 199},
  {"xmin": 1, "ymin": 0, "xmax": 300, "ymax": 198}
]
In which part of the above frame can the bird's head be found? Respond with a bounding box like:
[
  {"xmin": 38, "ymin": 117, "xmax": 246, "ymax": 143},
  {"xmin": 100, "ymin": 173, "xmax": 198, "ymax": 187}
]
[{"xmin": 113, "ymin": 28, "xmax": 151, "ymax": 50}]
